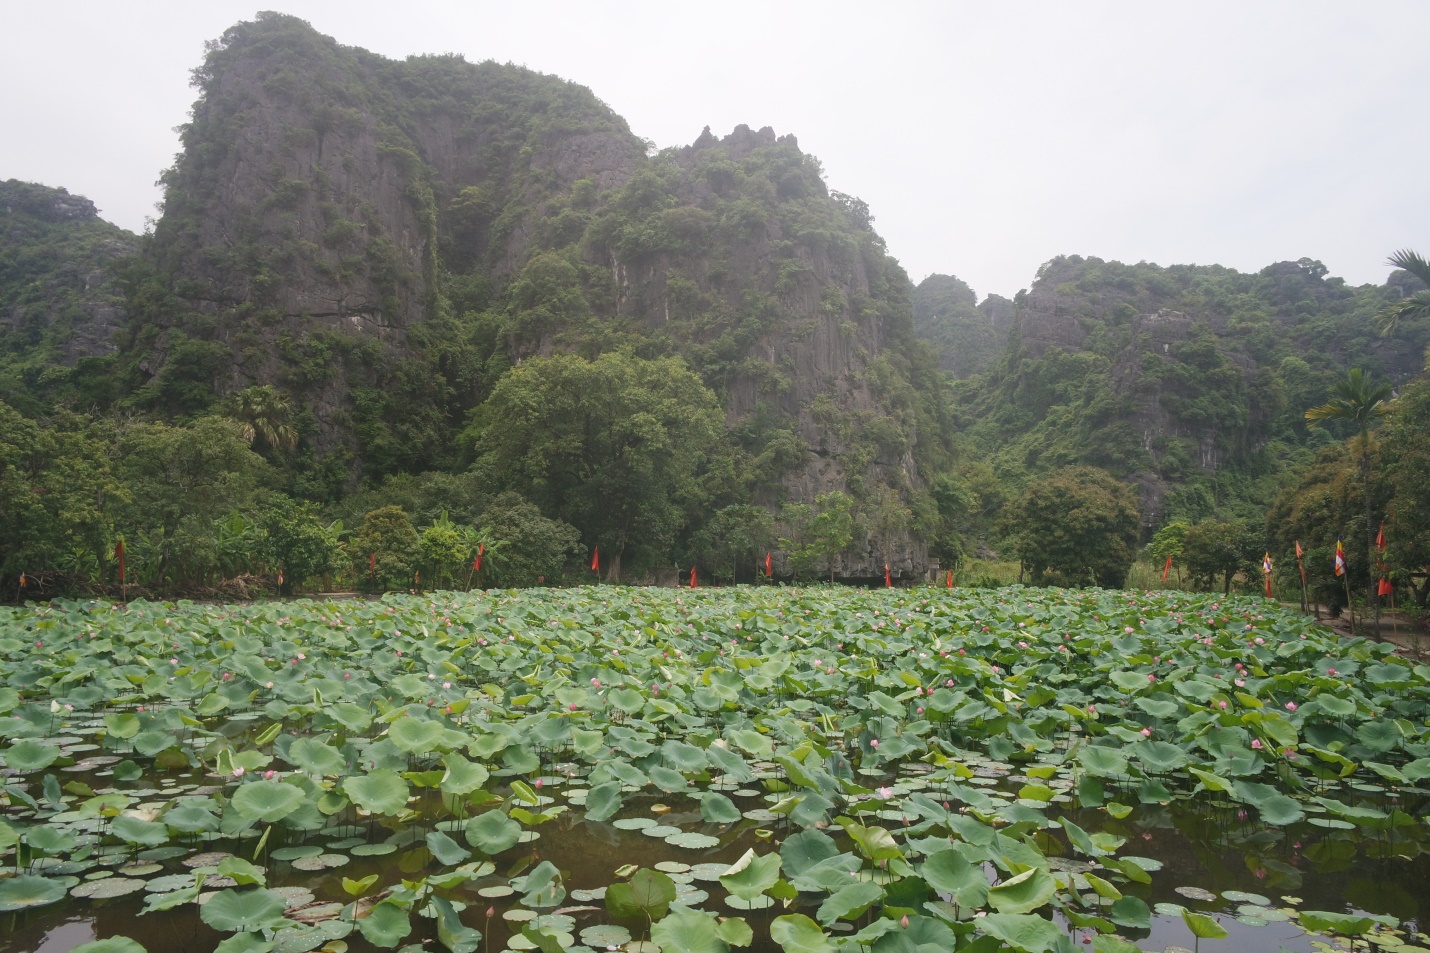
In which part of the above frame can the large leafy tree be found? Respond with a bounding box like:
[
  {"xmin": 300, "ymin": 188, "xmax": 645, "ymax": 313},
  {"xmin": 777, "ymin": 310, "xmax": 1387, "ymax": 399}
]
[
  {"xmin": 1305, "ymin": 369, "xmax": 1394, "ymax": 617},
  {"xmin": 1377, "ymin": 249, "xmax": 1430, "ymax": 335},
  {"xmin": 465, "ymin": 352, "xmax": 726, "ymax": 581},
  {"xmin": 1001, "ymin": 466, "xmax": 1141, "ymax": 588}
]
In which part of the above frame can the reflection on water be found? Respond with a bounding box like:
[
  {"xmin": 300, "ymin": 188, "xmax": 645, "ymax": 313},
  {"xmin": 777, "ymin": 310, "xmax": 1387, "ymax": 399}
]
[{"xmin": 2, "ymin": 769, "xmax": 1426, "ymax": 953}]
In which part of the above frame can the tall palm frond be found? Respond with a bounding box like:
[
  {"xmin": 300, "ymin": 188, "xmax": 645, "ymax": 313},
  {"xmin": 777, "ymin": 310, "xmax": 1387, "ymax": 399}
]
[{"xmin": 1377, "ymin": 249, "xmax": 1430, "ymax": 334}]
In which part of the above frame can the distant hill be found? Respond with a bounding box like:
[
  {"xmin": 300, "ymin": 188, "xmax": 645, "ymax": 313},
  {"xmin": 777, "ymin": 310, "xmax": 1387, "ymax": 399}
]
[
  {"xmin": 0, "ymin": 179, "xmax": 137, "ymax": 413},
  {"xmin": 931, "ymin": 254, "xmax": 1426, "ymax": 528}
]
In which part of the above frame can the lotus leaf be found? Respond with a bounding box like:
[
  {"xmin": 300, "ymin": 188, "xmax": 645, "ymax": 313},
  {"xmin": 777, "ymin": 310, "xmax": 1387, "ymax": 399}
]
[
  {"xmin": 342, "ymin": 770, "xmax": 409, "ymax": 816},
  {"xmin": 200, "ymin": 888, "xmax": 288, "ymax": 932}
]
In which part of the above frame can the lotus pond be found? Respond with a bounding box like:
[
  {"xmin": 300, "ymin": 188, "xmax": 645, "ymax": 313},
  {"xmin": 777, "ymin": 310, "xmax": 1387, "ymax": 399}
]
[{"xmin": 0, "ymin": 585, "xmax": 1427, "ymax": 953}]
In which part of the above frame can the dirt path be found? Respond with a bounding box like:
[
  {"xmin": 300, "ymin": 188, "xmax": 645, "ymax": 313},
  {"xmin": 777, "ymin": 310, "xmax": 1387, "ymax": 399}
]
[{"xmin": 1309, "ymin": 607, "xmax": 1430, "ymax": 662}]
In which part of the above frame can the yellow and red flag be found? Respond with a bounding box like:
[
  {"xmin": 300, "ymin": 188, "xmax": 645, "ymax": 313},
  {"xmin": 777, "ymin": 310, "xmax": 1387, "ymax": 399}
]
[
  {"xmin": 473, "ymin": 542, "xmax": 484, "ymax": 572},
  {"xmin": 946, "ymin": 569, "xmax": 953, "ymax": 588},
  {"xmin": 689, "ymin": 566, "xmax": 697, "ymax": 589},
  {"xmin": 764, "ymin": 552, "xmax": 772, "ymax": 577},
  {"xmin": 1262, "ymin": 553, "xmax": 1273, "ymax": 597},
  {"xmin": 1334, "ymin": 538, "xmax": 1346, "ymax": 577},
  {"xmin": 884, "ymin": 563, "xmax": 892, "ymax": 588},
  {"xmin": 1295, "ymin": 540, "xmax": 1307, "ymax": 585},
  {"xmin": 590, "ymin": 547, "xmax": 600, "ymax": 573}
]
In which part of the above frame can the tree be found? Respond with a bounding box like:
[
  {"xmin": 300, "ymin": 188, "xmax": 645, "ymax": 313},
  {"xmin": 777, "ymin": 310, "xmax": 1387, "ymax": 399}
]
[
  {"xmin": 1001, "ymin": 466, "xmax": 1141, "ymax": 588},
  {"xmin": 0, "ymin": 402, "xmax": 121, "ymax": 594},
  {"xmin": 350, "ymin": 506, "xmax": 420, "ymax": 592},
  {"xmin": 224, "ymin": 385, "xmax": 299, "ymax": 453},
  {"xmin": 259, "ymin": 497, "xmax": 343, "ymax": 594},
  {"xmin": 1181, "ymin": 519, "xmax": 1260, "ymax": 595},
  {"xmin": 780, "ymin": 492, "xmax": 858, "ymax": 583},
  {"xmin": 1380, "ymin": 375, "xmax": 1430, "ymax": 607},
  {"xmin": 688, "ymin": 504, "xmax": 774, "ymax": 584},
  {"xmin": 476, "ymin": 492, "xmax": 582, "ymax": 588},
  {"xmin": 465, "ymin": 352, "xmax": 726, "ymax": 581},
  {"xmin": 1377, "ymin": 249, "xmax": 1430, "ymax": 335},
  {"xmin": 418, "ymin": 511, "xmax": 473, "ymax": 591},
  {"xmin": 1305, "ymin": 369, "xmax": 1394, "ymax": 618},
  {"xmin": 115, "ymin": 417, "xmax": 270, "ymax": 587},
  {"xmin": 1266, "ymin": 445, "xmax": 1369, "ymax": 618}
]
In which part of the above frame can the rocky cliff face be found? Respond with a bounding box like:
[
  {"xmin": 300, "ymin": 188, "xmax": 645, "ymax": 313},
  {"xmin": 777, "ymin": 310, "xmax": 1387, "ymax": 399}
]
[
  {"xmin": 128, "ymin": 14, "xmax": 938, "ymax": 577},
  {"xmin": 0, "ymin": 180, "xmax": 137, "ymax": 408},
  {"xmin": 912, "ymin": 274, "xmax": 1014, "ymax": 378}
]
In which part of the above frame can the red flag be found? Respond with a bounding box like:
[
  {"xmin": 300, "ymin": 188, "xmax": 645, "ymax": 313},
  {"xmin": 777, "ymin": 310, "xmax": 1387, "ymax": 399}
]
[
  {"xmin": 1263, "ymin": 552, "xmax": 1273, "ymax": 597},
  {"xmin": 1378, "ymin": 578, "xmax": 1393, "ymax": 596},
  {"xmin": 1377, "ymin": 522, "xmax": 1386, "ymax": 551},
  {"xmin": 369, "ymin": 551, "xmax": 376, "ymax": 576},
  {"xmin": 689, "ymin": 566, "xmax": 697, "ymax": 589},
  {"xmin": 946, "ymin": 569, "xmax": 953, "ymax": 588},
  {"xmin": 590, "ymin": 547, "xmax": 600, "ymax": 573},
  {"xmin": 116, "ymin": 540, "xmax": 126, "ymax": 587},
  {"xmin": 764, "ymin": 552, "xmax": 772, "ymax": 577},
  {"xmin": 473, "ymin": 542, "xmax": 484, "ymax": 572},
  {"xmin": 884, "ymin": 563, "xmax": 892, "ymax": 588},
  {"xmin": 1161, "ymin": 556, "xmax": 1172, "ymax": 583},
  {"xmin": 1334, "ymin": 538, "xmax": 1346, "ymax": 577}
]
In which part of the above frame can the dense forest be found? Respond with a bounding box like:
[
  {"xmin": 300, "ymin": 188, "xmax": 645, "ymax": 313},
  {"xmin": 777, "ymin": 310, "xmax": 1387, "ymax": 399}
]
[{"xmin": 2, "ymin": 13, "xmax": 1428, "ymax": 621}]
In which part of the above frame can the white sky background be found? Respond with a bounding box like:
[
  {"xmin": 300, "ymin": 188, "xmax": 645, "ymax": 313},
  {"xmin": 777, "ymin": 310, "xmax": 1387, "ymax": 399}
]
[{"xmin": 4, "ymin": 1, "xmax": 1426, "ymax": 301}]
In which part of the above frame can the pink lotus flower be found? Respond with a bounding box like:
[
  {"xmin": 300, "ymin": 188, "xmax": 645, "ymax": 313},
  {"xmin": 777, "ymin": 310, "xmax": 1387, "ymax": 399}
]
[
  {"xmin": 1285, "ymin": 701, "xmax": 1297, "ymax": 711},
  {"xmin": 1218, "ymin": 700, "xmax": 1228, "ymax": 710},
  {"xmin": 1251, "ymin": 739, "xmax": 1263, "ymax": 749},
  {"xmin": 264, "ymin": 770, "xmax": 275, "ymax": 780},
  {"xmin": 870, "ymin": 739, "xmax": 880, "ymax": 748},
  {"xmin": 1140, "ymin": 728, "xmax": 1151, "ymax": 737}
]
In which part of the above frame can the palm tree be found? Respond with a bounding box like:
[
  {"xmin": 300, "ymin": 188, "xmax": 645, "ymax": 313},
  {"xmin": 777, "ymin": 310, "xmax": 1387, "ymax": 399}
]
[
  {"xmin": 1376, "ymin": 249, "xmax": 1430, "ymax": 334},
  {"xmin": 1305, "ymin": 368, "xmax": 1395, "ymax": 624},
  {"xmin": 225, "ymin": 385, "xmax": 299, "ymax": 453}
]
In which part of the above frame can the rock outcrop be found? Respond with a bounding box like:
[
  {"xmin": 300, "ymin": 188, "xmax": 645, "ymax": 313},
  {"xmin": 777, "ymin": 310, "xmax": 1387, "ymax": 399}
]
[
  {"xmin": 0, "ymin": 180, "xmax": 137, "ymax": 388},
  {"xmin": 125, "ymin": 14, "xmax": 937, "ymax": 577}
]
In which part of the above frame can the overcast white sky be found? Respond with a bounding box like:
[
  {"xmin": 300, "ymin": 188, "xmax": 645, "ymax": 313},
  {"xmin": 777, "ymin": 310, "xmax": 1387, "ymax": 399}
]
[{"xmin": 4, "ymin": 2, "xmax": 1426, "ymax": 301}]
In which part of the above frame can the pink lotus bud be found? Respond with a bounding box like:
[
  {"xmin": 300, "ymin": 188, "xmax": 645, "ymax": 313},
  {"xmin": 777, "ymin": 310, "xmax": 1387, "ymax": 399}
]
[
  {"xmin": 264, "ymin": 770, "xmax": 275, "ymax": 780},
  {"xmin": 1140, "ymin": 728, "xmax": 1151, "ymax": 737},
  {"xmin": 900, "ymin": 915, "xmax": 910, "ymax": 928}
]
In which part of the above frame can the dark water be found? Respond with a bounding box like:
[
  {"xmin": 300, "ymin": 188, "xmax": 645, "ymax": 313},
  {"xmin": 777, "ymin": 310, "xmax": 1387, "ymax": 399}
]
[{"xmin": 3, "ymin": 772, "xmax": 1426, "ymax": 953}]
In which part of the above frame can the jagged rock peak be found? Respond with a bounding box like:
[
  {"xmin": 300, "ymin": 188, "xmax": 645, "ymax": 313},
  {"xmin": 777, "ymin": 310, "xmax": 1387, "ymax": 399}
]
[{"xmin": 1, "ymin": 179, "xmax": 100, "ymax": 223}]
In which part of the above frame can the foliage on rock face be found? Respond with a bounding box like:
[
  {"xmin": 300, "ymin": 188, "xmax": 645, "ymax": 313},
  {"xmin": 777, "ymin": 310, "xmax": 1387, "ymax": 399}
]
[
  {"xmin": 1001, "ymin": 466, "xmax": 1141, "ymax": 588},
  {"xmin": 0, "ymin": 585, "xmax": 1425, "ymax": 951}
]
